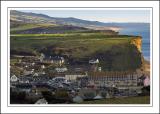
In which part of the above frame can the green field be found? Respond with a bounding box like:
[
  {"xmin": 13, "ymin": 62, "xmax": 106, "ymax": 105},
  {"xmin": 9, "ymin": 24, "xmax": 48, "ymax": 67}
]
[
  {"xmin": 11, "ymin": 33, "xmax": 131, "ymax": 57},
  {"xmin": 11, "ymin": 24, "xmax": 47, "ymax": 32},
  {"xmin": 10, "ymin": 33, "xmax": 134, "ymax": 55},
  {"xmin": 80, "ymin": 96, "xmax": 150, "ymax": 104}
]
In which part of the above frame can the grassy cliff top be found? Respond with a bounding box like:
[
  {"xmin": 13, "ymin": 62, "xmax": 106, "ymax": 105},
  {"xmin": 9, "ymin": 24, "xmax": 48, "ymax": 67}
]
[{"xmin": 10, "ymin": 33, "xmax": 141, "ymax": 57}]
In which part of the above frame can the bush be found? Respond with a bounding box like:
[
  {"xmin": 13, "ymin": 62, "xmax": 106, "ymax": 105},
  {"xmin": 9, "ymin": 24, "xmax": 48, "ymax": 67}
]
[
  {"xmin": 100, "ymin": 91, "xmax": 107, "ymax": 98},
  {"xmin": 42, "ymin": 90, "xmax": 71, "ymax": 103},
  {"xmin": 83, "ymin": 91, "xmax": 96, "ymax": 100},
  {"xmin": 54, "ymin": 89, "xmax": 69, "ymax": 99},
  {"xmin": 141, "ymin": 86, "xmax": 150, "ymax": 96}
]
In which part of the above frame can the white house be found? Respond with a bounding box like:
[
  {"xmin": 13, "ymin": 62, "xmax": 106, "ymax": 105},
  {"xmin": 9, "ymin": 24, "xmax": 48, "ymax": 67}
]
[
  {"xmin": 39, "ymin": 53, "xmax": 45, "ymax": 62},
  {"xmin": 89, "ymin": 59, "xmax": 99, "ymax": 64},
  {"xmin": 65, "ymin": 74, "xmax": 87, "ymax": 81},
  {"xmin": 35, "ymin": 98, "xmax": 48, "ymax": 104},
  {"xmin": 55, "ymin": 67, "xmax": 68, "ymax": 73},
  {"xmin": 33, "ymin": 71, "xmax": 46, "ymax": 76},
  {"xmin": 31, "ymin": 62, "xmax": 35, "ymax": 66},
  {"xmin": 10, "ymin": 75, "xmax": 18, "ymax": 82},
  {"xmin": 33, "ymin": 73, "xmax": 39, "ymax": 77},
  {"xmin": 98, "ymin": 67, "xmax": 102, "ymax": 72},
  {"xmin": 24, "ymin": 70, "xmax": 34, "ymax": 75},
  {"xmin": 19, "ymin": 78, "xmax": 30, "ymax": 83},
  {"xmin": 41, "ymin": 65, "xmax": 45, "ymax": 69}
]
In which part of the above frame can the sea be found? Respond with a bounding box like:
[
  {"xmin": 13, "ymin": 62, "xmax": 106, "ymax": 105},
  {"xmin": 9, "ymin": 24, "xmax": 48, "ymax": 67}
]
[{"xmin": 116, "ymin": 23, "xmax": 150, "ymax": 61}]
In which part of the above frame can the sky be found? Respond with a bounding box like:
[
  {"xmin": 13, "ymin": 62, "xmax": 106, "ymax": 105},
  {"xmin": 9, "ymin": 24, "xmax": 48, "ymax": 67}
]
[{"xmin": 19, "ymin": 10, "xmax": 150, "ymax": 23}]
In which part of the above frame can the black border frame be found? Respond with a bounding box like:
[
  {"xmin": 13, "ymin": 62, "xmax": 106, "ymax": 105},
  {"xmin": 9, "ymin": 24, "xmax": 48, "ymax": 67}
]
[{"xmin": 7, "ymin": 7, "xmax": 153, "ymax": 107}]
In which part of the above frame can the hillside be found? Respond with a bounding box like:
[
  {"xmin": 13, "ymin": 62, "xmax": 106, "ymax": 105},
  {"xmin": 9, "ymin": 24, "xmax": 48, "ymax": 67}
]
[
  {"xmin": 10, "ymin": 10, "xmax": 120, "ymax": 34},
  {"xmin": 11, "ymin": 24, "xmax": 91, "ymax": 34},
  {"xmin": 10, "ymin": 33, "xmax": 143, "ymax": 71},
  {"xmin": 10, "ymin": 10, "xmax": 109, "ymax": 27}
]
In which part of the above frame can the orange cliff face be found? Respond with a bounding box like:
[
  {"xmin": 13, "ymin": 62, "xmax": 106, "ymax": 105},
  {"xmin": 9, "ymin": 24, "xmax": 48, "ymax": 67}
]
[{"xmin": 130, "ymin": 37, "xmax": 142, "ymax": 52}]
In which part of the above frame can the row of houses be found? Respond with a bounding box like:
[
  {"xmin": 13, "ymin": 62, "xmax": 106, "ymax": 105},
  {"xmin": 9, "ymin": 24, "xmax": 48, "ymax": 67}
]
[
  {"xmin": 39, "ymin": 53, "xmax": 65, "ymax": 66},
  {"xmin": 11, "ymin": 70, "xmax": 150, "ymax": 88},
  {"xmin": 87, "ymin": 72, "xmax": 141, "ymax": 87}
]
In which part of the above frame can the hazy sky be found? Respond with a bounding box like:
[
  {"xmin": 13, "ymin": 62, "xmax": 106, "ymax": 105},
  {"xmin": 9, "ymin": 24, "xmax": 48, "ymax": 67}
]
[{"xmin": 19, "ymin": 10, "xmax": 150, "ymax": 23}]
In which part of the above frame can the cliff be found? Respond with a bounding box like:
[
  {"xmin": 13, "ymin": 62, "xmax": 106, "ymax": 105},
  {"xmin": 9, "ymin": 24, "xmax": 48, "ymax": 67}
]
[
  {"xmin": 130, "ymin": 37, "xmax": 142, "ymax": 52},
  {"xmin": 130, "ymin": 36, "xmax": 149, "ymax": 74}
]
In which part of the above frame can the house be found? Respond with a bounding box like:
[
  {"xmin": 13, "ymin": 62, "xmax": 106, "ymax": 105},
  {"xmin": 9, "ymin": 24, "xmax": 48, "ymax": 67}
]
[
  {"xmin": 52, "ymin": 56, "xmax": 65, "ymax": 66},
  {"xmin": 41, "ymin": 55, "xmax": 65, "ymax": 65},
  {"xmin": 33, "ymin": 73, "xmax": 39, "ymax": 76},
  {"xmin": 33, "ymin": 71, "xmax": 46, "ymax": 77},
  {"xmin": 55, "ymin": 67, "xmax": 68, "ymax": 73},
  {"xmin": 144, "ymin": 76, "xmax": 150, "ymax": 86},
  {"xmin": 89, "ymin": 59, "xmax": 99, "ymax": 64},
  {"xmin": 32, "ymin": 75, "xmax": 50, "ymax": 83},
  {"xmin": 31, "ymin": 62, "xmax": 35, "ymax": 66},
  {"xmin": 37, "ymin": 71, "xmax": 46, "ymax": 75},
  {"xmin": 88, "ymin": 71, "xmax": 139, "ymax": 87},
  {"xmin": 35, "ymin": 98, "xmax": 48, "ymax": 104},
  {"xmin": 65, "ymin": 73, "xmax": 87, "ymax": 81},
  {"xmin": 19, "ymin": 79, "xmax": 30, "ymax": 83},
  {"xmin": 10, "ymin": 75, "xmax": 18, "ymax": 82},
  {"xmin": 138, "ymin": 75, "xmax": 147, "ymax": 86},
  {"xmin": 98, "ymin": 67, "xmax": 102, "ymax": 72},
  {"xmin": 23, "ymin": 70, "xmax": 34, "ymax": 75},
  {"xmin": 39, "ymin": 53, "xmax": 45, "ymax": 62},
  {"xmin": 41, "ymin": 65, "xmax": 45, "ymax": 69},
  {"xmin": 18, "ymin": 59, "xmax": 22, "ymax": 63}
]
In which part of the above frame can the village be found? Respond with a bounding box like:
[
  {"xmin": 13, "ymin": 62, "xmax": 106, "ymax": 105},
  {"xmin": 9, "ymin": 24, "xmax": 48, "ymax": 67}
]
[{"xmin": 10, "ymin": 53, "xmax": 150, "ymax": 104}]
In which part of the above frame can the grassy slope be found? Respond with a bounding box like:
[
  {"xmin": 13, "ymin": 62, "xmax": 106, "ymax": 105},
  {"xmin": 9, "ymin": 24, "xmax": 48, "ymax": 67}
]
[
  {"xmin": 10, "ymin": 33, "xmax": 131, "ymax": 57},
  {"xmin": 80, "ymin": 96, "xmax": 150, "ymax": 104},
  {"xmin": 10, "ymin": 22, "xmax": 91, "ymax": 34},
  {"xmin": 10, "ymin": 33, "xmax": 142, "ymax": 71},
  {"xmin": 11, "ymin": 24, "xmax": 52, "ymax": 31},
  {"xmin": 10, "ymin": 23, "xmax": 57, "ymax": 33}
]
